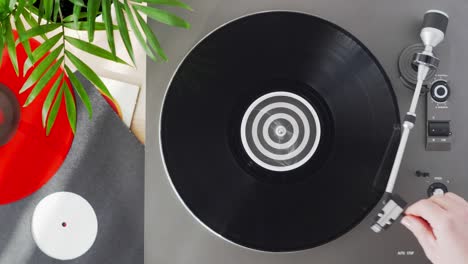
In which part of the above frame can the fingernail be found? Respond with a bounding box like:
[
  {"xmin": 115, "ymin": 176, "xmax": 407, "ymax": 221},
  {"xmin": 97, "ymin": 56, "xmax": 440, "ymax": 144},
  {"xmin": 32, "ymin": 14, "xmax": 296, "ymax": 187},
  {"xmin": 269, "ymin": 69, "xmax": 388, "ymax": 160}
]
[{"xmin": 401, "ymin": 216, "xmax": 411, "ymax": 228}]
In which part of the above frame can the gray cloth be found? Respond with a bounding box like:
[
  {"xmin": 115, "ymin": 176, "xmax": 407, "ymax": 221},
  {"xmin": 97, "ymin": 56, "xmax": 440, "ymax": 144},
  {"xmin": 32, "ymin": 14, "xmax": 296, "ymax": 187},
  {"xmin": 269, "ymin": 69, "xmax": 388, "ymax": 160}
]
[{"xmin": 0, "ymin": 73, "xmax": 144, "ymax": 264}]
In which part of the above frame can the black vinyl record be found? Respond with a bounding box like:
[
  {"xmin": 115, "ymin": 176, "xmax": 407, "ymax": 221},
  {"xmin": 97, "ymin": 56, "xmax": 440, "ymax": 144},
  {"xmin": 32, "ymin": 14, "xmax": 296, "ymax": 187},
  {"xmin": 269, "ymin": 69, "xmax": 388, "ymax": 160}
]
[{"xmin": 161, "ymin": 11, "xmax": 400, "ymax": 252}]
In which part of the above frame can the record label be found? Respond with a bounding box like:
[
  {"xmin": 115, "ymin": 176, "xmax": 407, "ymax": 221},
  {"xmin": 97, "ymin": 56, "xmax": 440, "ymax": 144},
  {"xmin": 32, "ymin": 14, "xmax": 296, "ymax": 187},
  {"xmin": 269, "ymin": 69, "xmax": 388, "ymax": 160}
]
[
  {"xmin": 241, "ymin": 91, "xmax": 321, "ymax": 171},
  {"xmin": 32, "ymin": 192, "xmax": 98, "ymax": 260},
  {"xmin": 161, "ymin": 11, "xmax": 400, "ymax": 252}
]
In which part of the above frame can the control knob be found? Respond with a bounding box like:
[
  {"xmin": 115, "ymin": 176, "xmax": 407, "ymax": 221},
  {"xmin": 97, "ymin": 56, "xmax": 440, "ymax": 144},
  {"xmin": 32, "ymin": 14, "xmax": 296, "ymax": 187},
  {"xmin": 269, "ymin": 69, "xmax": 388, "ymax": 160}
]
[
  {"xmin": 427, "ymin": 182, "xmax": 448, "ymax": 197},
  {"xmin": 430, "ymin": 80, "xmax": 450, "ymax": 102}
]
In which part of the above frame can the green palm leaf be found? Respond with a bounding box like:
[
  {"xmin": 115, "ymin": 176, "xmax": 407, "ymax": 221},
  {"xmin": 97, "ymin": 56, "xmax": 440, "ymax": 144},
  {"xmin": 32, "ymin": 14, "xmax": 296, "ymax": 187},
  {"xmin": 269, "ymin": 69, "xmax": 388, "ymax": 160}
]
[
  {"xmin": 20, "ymin": 45, "xmax": 63, "ymax": 93},
  {"xmin": 135, "ymin": 0, "xmax": 193, "ymax": 11},
  {"xmin": 64, "ymin": 21, "xmax": 110, "ymax": 30},
  {"xmin": 63, "ymin": 12, "xmax": 88, "ymax": 22},
  {"xmin": 24, "ymin": 32, "xmax": 62, "ymax": 74},
  {"xmin": 37, "ymin": 0, "xmax": 44, "ymax": 24},
  {"xmin": 43, "ymin": 0, "xmax": 53, "ymax": 21},
  {"xmin": 24, "ymin": 57, "xmax": 64, "ymax": 106},
  {"xmin": 20, "ymin": 23, "xmax": 61, "ymax": 42},
  {"xmin": 42, "ymin": 73, "xmax": 63, "ymax": 127},
  {"xmin": 63, "ymin": 81, "xmax": 77, "ymax": 133},
  {"xmin": 65, "ymin": 50, "xmax": 113, "ymax": 100},
  {"xmin": 102, "ymin": 0, "xmax": 116, "ymax": 55},
  {"xmin": 5, "ymin": 19, "xmax": 19, "ymax": 75},
  {"xmin": 21, "ymin": 8, "xmax": 48, "ymax": 40},
  {"xmin": 65, "ymin": 65, "xmax": 92, "ymax": 119},
  {"xmin": 87, "ymin": 0, "xmax": 101, "ymax": 42},
  {"xmin": 15, "ymin": 16, "xmax": 33, "ymax": 60},
  {"xmin": 14, "ymin": 0, "xmax": 25, "ymax": 20},
  {"xmin": 72, "ymin": 1, "xmax": 82, "ymax": 28},
  {"xmin": 133, "ymin": 4, "xmax": 190, "ymax": 29},
  {"xmin": 69, "ymin": 0, "xmax": 85, "ymax": 6},
  {"xmin": 46, "ymin": 85, "xmax": 64, "ymax": 135},
  {"xmin": 0, "ymin": 2, "xmax": 6, "ymax": 14},
  {"xmin": 123, "ymin": 0, "xmax": 157, "ymax": 61},
  {"xmin": 0, "ymin": 34, "xmax": 4, "ymax": 67},
  {"xmin": 65, "ymin": 36, "xmax": 128, "ymax": 64},
  {"xmin": 53, "ymin": 0, "xmax": 60, "ymax": 22},
  {"xmin": 114, "ymin": 1, "xmax": 135, "ymax": 64},
  {"xmin": 135, "ymin": 9, "xmax": 167, "ymax": 61}
]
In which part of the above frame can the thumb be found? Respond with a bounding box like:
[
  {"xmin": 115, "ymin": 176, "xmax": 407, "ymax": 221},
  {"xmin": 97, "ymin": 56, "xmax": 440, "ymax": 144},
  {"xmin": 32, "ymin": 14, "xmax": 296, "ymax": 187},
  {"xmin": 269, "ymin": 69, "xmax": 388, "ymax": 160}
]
[{"xmin": 401, "ymin": 215, "xmax": 436, "ymax": 255}]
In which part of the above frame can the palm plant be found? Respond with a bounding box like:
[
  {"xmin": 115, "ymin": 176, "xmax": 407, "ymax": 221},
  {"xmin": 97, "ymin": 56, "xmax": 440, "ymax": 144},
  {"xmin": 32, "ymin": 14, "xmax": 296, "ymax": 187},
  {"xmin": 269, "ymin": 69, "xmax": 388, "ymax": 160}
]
[{"xmin": 0, "ymin": 0, "xmax": 191, "ymax": 134}]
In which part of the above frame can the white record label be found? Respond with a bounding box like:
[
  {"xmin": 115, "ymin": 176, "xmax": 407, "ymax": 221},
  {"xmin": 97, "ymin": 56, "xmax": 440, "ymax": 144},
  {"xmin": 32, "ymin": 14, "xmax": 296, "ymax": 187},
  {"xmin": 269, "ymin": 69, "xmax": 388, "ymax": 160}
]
[
  {"xmin": 32, "ymin": 192, "xmax": 98, "ymax": 260},
  {"xmin": 240, "ymin": 91, "xmax": 321, "ymax": 171}
]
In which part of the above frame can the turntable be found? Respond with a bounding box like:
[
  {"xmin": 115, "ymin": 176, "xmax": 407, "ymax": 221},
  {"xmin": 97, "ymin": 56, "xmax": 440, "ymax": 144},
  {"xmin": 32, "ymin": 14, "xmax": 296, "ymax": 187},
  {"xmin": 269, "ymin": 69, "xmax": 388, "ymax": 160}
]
[{"xmin": 146, "ymin": 0, "xmax": 468, "ymax": 263}]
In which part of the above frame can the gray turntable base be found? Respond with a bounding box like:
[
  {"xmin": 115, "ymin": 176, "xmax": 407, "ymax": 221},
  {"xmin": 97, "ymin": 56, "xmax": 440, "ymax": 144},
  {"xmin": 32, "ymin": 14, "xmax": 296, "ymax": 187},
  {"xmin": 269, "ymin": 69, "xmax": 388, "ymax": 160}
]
[{"xmin": 146, "ymin": 0, "xmax": 468, "ymax": 263}]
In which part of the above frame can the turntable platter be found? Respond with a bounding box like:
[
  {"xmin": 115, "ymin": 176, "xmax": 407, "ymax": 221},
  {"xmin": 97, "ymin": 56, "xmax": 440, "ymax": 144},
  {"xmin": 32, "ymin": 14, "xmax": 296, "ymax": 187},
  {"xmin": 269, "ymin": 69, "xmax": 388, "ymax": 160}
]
[{"xmin": 161, "ymin": 11, "xmax": 400, "ymax": 252}]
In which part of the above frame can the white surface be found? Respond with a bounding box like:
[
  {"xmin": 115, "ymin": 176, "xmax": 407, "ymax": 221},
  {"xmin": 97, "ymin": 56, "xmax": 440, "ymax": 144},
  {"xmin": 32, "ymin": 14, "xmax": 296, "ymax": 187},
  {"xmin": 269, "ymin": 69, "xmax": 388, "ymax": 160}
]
[
  {"xmin": 102, "ymin": 77, "xmax": 140, "ymax": 127},
  {"xmin": 31, "ymin": 192, "xmax": 98, "ymax": 261}
]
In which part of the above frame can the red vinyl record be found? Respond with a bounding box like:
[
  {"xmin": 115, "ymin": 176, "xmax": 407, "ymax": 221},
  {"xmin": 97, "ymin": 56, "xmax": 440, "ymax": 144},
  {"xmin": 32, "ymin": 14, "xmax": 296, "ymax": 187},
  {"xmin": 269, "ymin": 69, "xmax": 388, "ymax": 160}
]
[{"xmin": 0, "ymin": 34, "xmax": 74, "ymax": 204}]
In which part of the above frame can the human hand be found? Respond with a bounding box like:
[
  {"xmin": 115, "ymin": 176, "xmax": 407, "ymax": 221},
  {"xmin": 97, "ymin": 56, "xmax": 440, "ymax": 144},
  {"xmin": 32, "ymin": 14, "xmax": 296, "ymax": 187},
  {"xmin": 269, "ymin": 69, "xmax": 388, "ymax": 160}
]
[{"xmin": 401, "ymin": 192, "xmax": 468, "ymax": 264}]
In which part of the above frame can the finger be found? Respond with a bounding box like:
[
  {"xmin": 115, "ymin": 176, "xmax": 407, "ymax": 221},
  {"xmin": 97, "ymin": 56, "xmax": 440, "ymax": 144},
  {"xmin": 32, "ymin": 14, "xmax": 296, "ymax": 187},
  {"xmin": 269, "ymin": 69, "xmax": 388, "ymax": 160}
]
[
  {"xmin": 445, "ymin": 192, "xmax": 468, "ymax": 206},
  {"xmin": 401, "ymin": 216, "xmax": 436, "ymax": 256},
  {"xmin": 405, "ymin": 199, "xmax": 446, "ymax": 225},
  {"xmin": 430, "ymin": 194, "xmax": 455, "ymax": 211}
]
